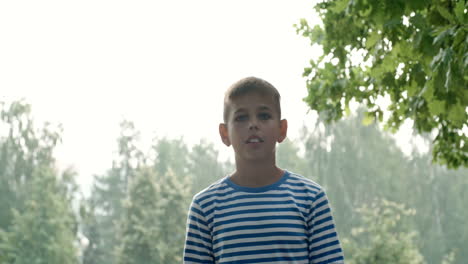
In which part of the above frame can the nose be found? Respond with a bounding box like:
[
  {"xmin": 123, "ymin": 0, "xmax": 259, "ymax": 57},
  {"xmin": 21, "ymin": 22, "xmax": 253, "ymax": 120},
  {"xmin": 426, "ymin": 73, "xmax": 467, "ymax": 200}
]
[{"xmin": 249, "ymin": 118, "xmax": 259, "ymax": 130}]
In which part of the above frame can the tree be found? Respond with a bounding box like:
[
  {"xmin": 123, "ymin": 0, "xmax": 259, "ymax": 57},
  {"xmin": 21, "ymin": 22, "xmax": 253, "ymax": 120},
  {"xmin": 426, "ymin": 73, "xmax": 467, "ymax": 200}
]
[
  {"xmin": 343, "ymin": 199, "xmax": 425, "ymax": 264},
  {"xmin": 299, "ymin": 109, "xmax": 411, "ymax": 237},
  {"xmin": 147, "ymin": 138, "xmax": 194, "ymax": 262},
  {"xmin": 115, "ymin": 168, "xmax": 162, "ymax": 264},
  {"xmin": 152, "ymin": 168, "xmax": 192, "ymax": 263},
  {"xmin": 0, "ymin": 100, "xmax": 63, "ymax": 230},
  {"xmin": 80, "ymin": 198, "xmax": 107, "ymax": 264},
  {"xmin": 276, "ymin": 138, "xmax": 308, "ymax": 176},
  {"xmin": 0, "ymin": 166, "xmax": 78, "ymax": 264},
  {"xmin": 116, "ymin": 167, "xmax": 191, "ymax": 263},
  {"xmin": 0, "ymin": 100, "xmax": 78, "ymax": 263},
  {"xmin": 151, "ymin": 137, "xmax": 190, "ymax": 184},
  {"xmin": 81, "ymin": 120, "xmax": 143, "ymax": 264},
  {"xmin": 83, "ymin": 128, "xmax": 196, "ymax": 263},
  {"xmin": 405, "ymin": 149, "xmax": 468, "ymax": 263},
  {"xmin": 296, "ymin": 110, "xmax": 468, "ymax": 263},
  {"xmin": 295, "ymin": 0, "xmax": 467, "ymax": 168},
  {"xmin": 189, "ymin": 139, "xmax": 231, "ymax": 195}
]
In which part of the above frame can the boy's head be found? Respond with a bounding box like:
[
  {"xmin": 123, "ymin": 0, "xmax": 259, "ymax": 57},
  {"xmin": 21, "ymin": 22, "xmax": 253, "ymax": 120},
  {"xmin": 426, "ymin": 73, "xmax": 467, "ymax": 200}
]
[
  {"xmin": 223, "ymin": 76, "xmax": 281, "ymax": 124},
  {"xmin": 219, "ymin": 76, "xmax": 287, "ymax": 161}
]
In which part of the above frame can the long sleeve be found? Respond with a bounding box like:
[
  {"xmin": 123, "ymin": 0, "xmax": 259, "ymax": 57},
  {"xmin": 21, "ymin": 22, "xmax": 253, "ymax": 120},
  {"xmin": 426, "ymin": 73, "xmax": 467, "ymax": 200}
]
[
  {"xmin": 307, "ymin": 189, "xmax": 345, "ymax": 263},
  {"xmin": 183, "ymin": 199, "xmax": 214, "ymax": 264}
]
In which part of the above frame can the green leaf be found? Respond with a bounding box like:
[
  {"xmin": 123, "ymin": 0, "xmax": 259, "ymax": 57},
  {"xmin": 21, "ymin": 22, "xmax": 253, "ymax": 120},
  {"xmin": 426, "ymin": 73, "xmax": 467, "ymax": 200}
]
[
  {"xmin": 366, "ymin": 31, "xmax": 380, "ymax": 49},
  {"xmin": 310, "ymin": 25, "xmax": 325, "ymax": 44},
  {"xmin": 358, "ymin": 6, "xmax": 372, "ymax": 17},
  {"xmin": 303, "ymin": 67, "xmax": 312, "ymax": 77},
  {"xmin": 409, "ymin": 13, "xmax": 426, "ymax": 29},
  {"xmin": 465, "ymin": 53, "xmax": 468, "ymax": 68},
  {"xmin": 433, "ymin": 26, "xmax": 453, "ymax": 46},
  {"xmin": 455, "ymin": 1, "xmax": 465, "ymax": 23},
  {"xmin": 427, "ymin": 99, "xmax": 445, "ymax": 116},
  {"xmin": 383, "ymin": 18, "xmax": 401, "ymax": 29},
  {"xmin": 445, "ymin": 62, "xmax": 452, "ymax": 91},
  {"xmin": 437, "ymin": 5, "xmax": 455, "ymax": 23},
  {"xmin": 453, "ymin": 28, "xmax": 465, "ymax": 49},
  {"xmin": 430, "ymin": 48, "xmax": 444, "ymax": 69},
  {"xmin": 362, "ymin": 111, "xmax": 374, "ymax": 126},
  {"xmin": 447, "ymin": 102, "xmax": 467, "ymax": 127},
  {"xmin": 419, "ymin": 78, "xmax": 434, "ymax": 102},
  {"xmin": 345, "ymin": 106, "xmax": 351, "ymax": 116},
  {"xmin": 442, "ymin": 47, "xmax": 453, "ymax": 67},
  {"xmin": 407, "ymin": 81, "xmax": 419, "ymax": 97},
  {"xmin": 330, "ymin": 0, "xmax": 349, "ymax": 14}
]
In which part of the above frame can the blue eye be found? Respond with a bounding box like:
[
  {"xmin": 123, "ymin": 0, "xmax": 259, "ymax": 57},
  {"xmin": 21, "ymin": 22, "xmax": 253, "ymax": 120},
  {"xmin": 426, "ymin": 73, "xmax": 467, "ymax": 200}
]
[
  {"xmin": 258, "ymin": 113, "xmax": 271, "ymax": 120},
  {"xmin": 235, "ymin": 115, "xmax": 248, "ymax": 122}
]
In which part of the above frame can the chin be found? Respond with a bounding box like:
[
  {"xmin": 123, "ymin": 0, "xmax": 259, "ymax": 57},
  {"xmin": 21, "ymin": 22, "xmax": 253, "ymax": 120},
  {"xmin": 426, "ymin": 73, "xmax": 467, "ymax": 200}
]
[{"xmin": 245, "ymin": 154, "xmax": 274, "ymax": 162}]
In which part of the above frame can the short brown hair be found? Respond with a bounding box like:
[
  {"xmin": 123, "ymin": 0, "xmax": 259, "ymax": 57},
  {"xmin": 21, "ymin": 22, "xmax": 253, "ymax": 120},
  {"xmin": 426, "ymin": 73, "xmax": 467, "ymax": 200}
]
[{"xmin": 223, "ymin": 76, "xmax": 281, "ymax": 123}]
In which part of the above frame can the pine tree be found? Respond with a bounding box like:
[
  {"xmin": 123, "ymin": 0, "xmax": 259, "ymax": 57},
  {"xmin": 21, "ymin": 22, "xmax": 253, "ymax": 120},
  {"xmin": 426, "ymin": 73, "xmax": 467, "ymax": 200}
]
[
  {"xmin": 0, "ymin": 166, "xmax": 78, "ymax": 264},
  {"xmin": 116, "ymin": 167, "xmax": 191, "ymax": 263},
  {"xmin": 82, "ymin": 120, "xmax": 142, "ymax": 264},
  {"xmin": 0, "ymin": 100, "xmax": 62, "ymax": 230},
  {"xmin": 116, "ymin": 168, "xmax": 161, "ymax": 264},
  {"xmin": 0, "ymin": 100, "xmax": 78, "ymax": 264},
  {"xmin": 189, "ymin": 139, "xmax": 228, "ymax": 195}
]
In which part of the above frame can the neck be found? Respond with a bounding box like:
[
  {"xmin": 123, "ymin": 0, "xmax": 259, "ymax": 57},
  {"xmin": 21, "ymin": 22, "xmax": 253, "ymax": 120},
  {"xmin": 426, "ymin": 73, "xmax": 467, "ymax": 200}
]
[{"xmin": 230, "ymin": 155, "xmax": 284, "ymax": 188}]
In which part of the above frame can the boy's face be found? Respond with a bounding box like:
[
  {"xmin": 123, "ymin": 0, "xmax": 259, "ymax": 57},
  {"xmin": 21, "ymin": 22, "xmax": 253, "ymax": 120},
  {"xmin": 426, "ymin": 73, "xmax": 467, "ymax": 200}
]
[{"xmin": 219, "ymin": 92, "xmax": 287, "ymax": 162}]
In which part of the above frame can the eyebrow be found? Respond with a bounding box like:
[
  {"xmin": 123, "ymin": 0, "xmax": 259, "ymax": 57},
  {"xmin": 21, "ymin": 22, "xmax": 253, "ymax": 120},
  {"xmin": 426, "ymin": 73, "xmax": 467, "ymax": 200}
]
[
  {"xmin": 257, "ymin": 106, "xmax": 272, "ymax": 111},
  {"xmin": 233, "ymin": 106, "xmax": 272, "ymax": 114},
  {"xmin": 233, "ymin": 108, "xmax": 247, "ymax": 115}
]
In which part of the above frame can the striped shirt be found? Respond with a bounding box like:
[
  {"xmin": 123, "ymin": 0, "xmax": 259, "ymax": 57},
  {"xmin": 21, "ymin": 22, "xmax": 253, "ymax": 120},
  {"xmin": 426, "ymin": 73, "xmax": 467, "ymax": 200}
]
[{"xmin": 184, "ymin": 171, "xmax": 345, "ymax": 264}]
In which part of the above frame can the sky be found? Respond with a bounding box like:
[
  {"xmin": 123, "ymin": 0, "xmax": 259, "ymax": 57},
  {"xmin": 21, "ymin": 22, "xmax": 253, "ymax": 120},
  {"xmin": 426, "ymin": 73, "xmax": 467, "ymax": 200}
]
[{"xmin": 1, "ymin": 0, "xmax": 424, "ymax": 195}]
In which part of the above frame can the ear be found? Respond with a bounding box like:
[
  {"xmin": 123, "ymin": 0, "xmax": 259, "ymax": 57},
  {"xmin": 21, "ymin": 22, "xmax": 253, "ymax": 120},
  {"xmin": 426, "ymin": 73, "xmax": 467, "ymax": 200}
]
[
  {"xmin": 219, "ymin": 123, "xmax": 231, "ymax": 146},
  {"xmin": 277, "ymin": 119, "xmax": 288, "ymax": 143}
]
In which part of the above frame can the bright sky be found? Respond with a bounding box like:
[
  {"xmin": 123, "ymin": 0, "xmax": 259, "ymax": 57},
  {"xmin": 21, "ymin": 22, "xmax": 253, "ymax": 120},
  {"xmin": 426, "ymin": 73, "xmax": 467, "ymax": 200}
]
[{"xmin": 1, "ymin": 0, "xmax": 422, "ymax": 195}]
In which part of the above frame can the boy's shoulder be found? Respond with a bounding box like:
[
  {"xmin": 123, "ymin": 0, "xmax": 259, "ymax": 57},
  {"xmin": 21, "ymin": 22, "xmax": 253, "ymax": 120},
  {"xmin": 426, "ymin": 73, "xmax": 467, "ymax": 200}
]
[
  {"xmin": 192, "ymin": 176, "xmax": 229, "ymax": 204},
  {"xmin": 192, "ymin": 171, "xmax": 325, "ymax": 205},
  {"xmin": 287, "ymin": 171, "xmax": 324, "ymax": 191}
]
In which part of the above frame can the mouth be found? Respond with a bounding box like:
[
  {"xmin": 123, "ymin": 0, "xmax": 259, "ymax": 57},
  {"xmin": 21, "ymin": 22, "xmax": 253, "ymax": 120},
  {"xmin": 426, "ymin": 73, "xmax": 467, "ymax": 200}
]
[{"xmin": 245, "ymin": 136, "xmax": 264, "ymax": 144}]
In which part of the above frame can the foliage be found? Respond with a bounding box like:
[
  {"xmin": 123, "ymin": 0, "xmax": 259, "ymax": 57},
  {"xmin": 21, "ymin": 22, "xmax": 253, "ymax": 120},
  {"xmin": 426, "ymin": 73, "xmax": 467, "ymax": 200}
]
[
  {"xmin": 81, "ymin": 120, "xmax": 143, "ymax": 264},
  {"xmin": 115, "ymin": 168, "xmax": 162, "ymax": 264},
  {"xmin": 405, "ymin": 151, "xmax": 468, "ymax": 262},
  {"xmin": 80, "ymin": 198, "xmax": 107, "ymax": 264},
  {"xmin": 0, "ymin": 167, "xmax": 78, "ymax": 264},
  {"xmin": 152, "ymin": 137, "xmax": 189, "ymax": 178},
  {"xmin": 82, "ymin": 124, "xmax": 222, "ymax": 263},
  {"xmin": 297, "ymin": 109, "xmax": 467, "ymax": 263},
  {"xmin": 116, "ymin": 166, "xmax": 191, "ymax": 264},
  {"xmin": 295, "ymin": 0, "xmax": 468, "ymax": 168},
  {"xmin": 276, "ymin": 138, "xmax": 308, "ymax": 175},
  {"xmin": 189, "ymin": 139, "xmax": 231, "ymax": 195},
  {"xmin": 296, "ymin": 109, "xmax": 409, "ymax": 225},
  {"xmin": 0, "ymin": 100, "xmax": 63, "ymax": 229},
  {"xmin": 0, "ymin": 100, "xmax": 79, "ymax": 264},
  {"xmin": 3, "ymin": 99, "xmax": 468, "ymax": 263},
  {"xmin": 343, "ymin": 199, "xmax": 425, "ymax": 264}
]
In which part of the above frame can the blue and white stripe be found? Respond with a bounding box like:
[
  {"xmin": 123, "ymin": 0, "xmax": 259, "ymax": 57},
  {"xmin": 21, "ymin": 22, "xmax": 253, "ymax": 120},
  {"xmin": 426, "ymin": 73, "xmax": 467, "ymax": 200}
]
[{"xmin": 184, "ymin": 171, "xmax": 344, "ymax": 264}]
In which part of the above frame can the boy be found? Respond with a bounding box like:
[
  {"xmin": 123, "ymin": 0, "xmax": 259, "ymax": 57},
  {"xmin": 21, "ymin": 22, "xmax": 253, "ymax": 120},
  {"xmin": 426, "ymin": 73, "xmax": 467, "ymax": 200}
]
[{"xmin": 184, "ymin": 77, "xmax": 344, "ymax": 263}]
